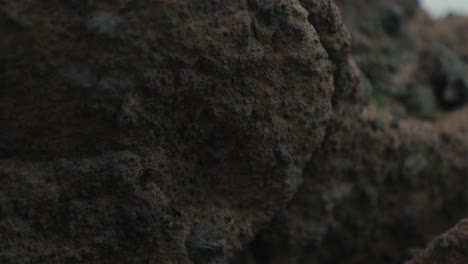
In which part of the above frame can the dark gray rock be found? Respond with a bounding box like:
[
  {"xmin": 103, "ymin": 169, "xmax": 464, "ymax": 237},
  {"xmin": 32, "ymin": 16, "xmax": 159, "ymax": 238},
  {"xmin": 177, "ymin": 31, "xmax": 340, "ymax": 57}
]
[
  {"xmin": 420, "ymin": 42, "xmax": 468, "ymax": 109},
  {"xmin": 403, "ymin": 85, "xmax": 437, "ymax": 115},
  {"xmin": 403, "ymin": 154, "xmax": 428, "ymax": 178},
  {"xmin": 186, "ymin": 222, "xmax": 226, "ymax": 264},
  {"xmin": 60, "ymin": 65, "xmax": 98, "ymax": 89},
  {"xmin": 379, "ymin": 3, "xmax": 405, "ymax": 35},
  {"xmin": 87, "ymin": 15, "xmax": 122, "ymax": 38}
]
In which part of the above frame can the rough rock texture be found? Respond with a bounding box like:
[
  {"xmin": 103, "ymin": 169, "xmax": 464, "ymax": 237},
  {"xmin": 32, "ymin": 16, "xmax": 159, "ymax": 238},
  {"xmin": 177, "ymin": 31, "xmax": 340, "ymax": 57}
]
[
  {"xmin": 407, "ymin": 219, "xmax": 468, "ymax": 264},
  {"xmin": 0, "ymin": 0, "xmax": 339, "ymax": 263},
  {"xmin": 234, "ymin": 1, "xmax": 468, "ymax": 263},
  {"xmin": 245, "ymin": 106, "xmax": 468, "ymax": 264},
  {"xmin": 1, "ymin": 0, "xmax": 468, "ymax": 264}
]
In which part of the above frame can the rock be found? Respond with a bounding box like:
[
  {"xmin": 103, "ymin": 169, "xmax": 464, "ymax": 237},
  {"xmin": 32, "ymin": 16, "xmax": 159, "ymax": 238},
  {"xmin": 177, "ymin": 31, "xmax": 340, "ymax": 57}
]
[
  {"xmin": 60, "ymin": 65, "xmax": 98, "ymax": 89},
  {"xmin": 403, "ymin": 85, "xmax": 437, "ymax": 116},
  {"xmin": 358, "ymin": 70, "xmax": 374, "ymax": 106},
  {"xmin": 3, "ymin": 1, "xmax": 468, "ymax": 264},
  {"xmin": 420, "ymin": 42, "xmax": 468, "ymax": 109},
  {"xmin": 274, "ymin": 144, "xmax": 292, "ymax": 165},
  {"xmin": 0, "ymin": 0, "xmax": 346, "ymax": 263},
  {"xmin": 334, "ymin": 0, "xmax": 468, "ymax": 114},
  {"xmin": 379, "ymin": 2, "xmax": 405, "ymax": 35},
  {"xmin": 245, "ymin": 107, "xmax": 468, "ymax": 264},
  {"xmin": 87, "ymin": 15, "xmax": 122, "ymax": 38},
  {"xmin": 371, "ymin": 117, "xmax": 385, "ymax": 130},
  {"xmin": 97, "ymin": 75, "xmax": 135, "ymax": 93},
  {"xmin": 407, "ymin": 219, "xmax": 468, "ymax": 264},
  {"xmin": 396, "ymin": 0, "xmax": 419, "ymax": 17},
  {"xmin": 186, "ymin": 222, "xmax": 226, "ymax": 263},
  {"xmin": 335, "ymin": 0, "xmax": 419, "ymax": 107},
  {"xmin": 420, "ymin": 15, "xmax": 468, "ymax": 65},
  {"xmin": 403, "ymin": 154, "xmax": 428, "ymax": 178}
]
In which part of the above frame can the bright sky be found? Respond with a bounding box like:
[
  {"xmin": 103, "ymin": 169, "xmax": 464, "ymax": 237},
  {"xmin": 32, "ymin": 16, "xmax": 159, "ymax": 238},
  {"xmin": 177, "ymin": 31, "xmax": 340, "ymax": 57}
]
[{"xmin": 421, "ymin": 0, "xmax": 468, "ymax": 17}]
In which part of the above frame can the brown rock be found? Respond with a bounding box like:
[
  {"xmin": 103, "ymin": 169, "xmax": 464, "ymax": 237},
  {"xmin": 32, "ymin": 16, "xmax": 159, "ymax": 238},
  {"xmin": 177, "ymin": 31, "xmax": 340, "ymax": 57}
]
[
  {"xmin": 407, "ymin": 219, "xmax": 468, "ymax": 264},
  {"xmin": 0, "ymin": 0, "xmax": 349, "ymax": 263},
  {"xmin": 2, "ymin": 1, "xmax": 468, "ymax": 264}
]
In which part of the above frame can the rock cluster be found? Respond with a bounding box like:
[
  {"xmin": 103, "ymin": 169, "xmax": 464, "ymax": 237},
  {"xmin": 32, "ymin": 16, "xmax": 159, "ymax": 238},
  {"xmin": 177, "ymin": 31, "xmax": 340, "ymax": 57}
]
[
  {"xmin": 1, "ymin": 0, "xmax": 468, "ymax": 264},
  {"xmin": 336, "ymin": 0, "xmax": 468, "ymax": 117}
]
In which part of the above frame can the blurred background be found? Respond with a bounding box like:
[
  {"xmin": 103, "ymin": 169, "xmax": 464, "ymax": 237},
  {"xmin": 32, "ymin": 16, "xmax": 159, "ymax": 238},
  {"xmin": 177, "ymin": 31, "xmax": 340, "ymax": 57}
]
[{"xmin": 422, "ymin": 0, "xmax": 468, "ymax": 17}]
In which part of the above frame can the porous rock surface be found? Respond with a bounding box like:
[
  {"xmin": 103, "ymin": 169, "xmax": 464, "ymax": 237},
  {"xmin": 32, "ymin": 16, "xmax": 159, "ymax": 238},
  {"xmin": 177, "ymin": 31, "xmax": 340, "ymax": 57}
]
[
  {"xmin": 1, "ymin": 0, "xmax": 468, "ymax": 264},
  {"xmin": 234, "ymin": 1, "xmax": 468, "ymax": 263},
  {"xmin": 244, "ymin": 106, "xmax": 468, "ymax": 264},
  {"xmin": 0, "ymin": 0, "xmax": 346, "ymax": 263},
  {"xmin": 407, "ymin": 219, "xmax": 468, "ymax": 264}
]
